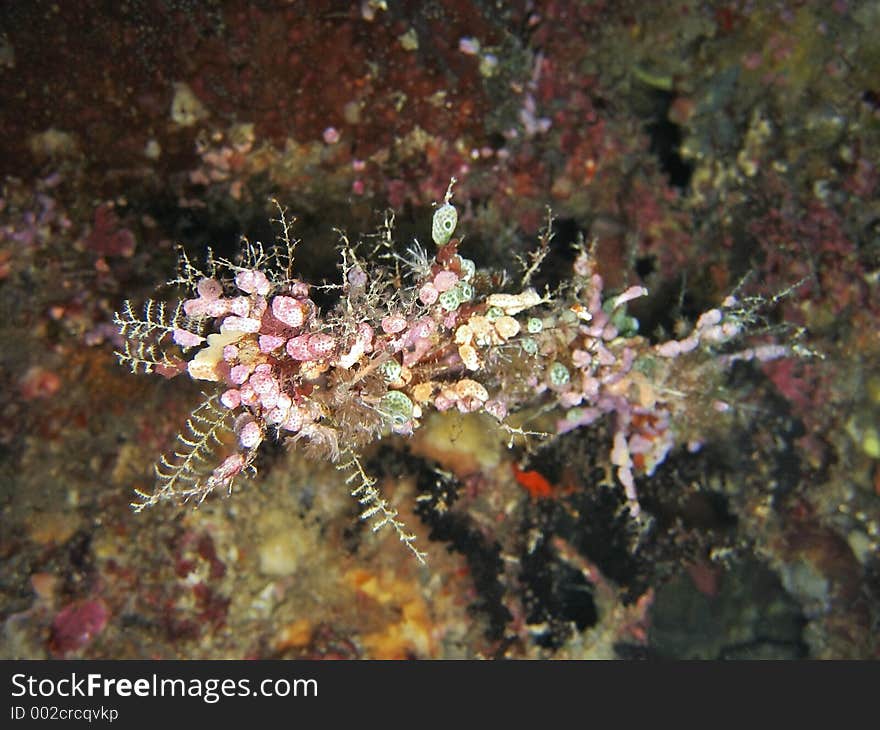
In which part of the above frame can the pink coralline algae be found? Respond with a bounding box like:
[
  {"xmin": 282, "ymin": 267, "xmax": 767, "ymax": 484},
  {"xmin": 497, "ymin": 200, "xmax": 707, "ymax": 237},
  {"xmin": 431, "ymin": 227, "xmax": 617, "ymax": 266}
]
[
  {"xmin": 84, "ymin": 204, "xmax": 135, "ymax": 258},
  {"xmin": 49, "ymin": 599, "xmax": 109, "ymax": 657}
]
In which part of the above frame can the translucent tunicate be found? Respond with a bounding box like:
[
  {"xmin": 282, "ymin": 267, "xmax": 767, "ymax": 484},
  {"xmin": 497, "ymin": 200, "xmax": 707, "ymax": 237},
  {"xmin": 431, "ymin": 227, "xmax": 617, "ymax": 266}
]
[
  {"xmin": 548, "ymin": 361, "xmax": 570, "ymax": 386},
  {"xmin": 455, "ymin": 281, "xmax": 474, "ymax": 302},
  {"xmin": 378, "ymin": 390, "xmax": 414, "ymax": 427},
  {"xmin": 380, "ymin": 359, "xmax": 402, "ymax": 382},
  {"xmin": 439, "ymin": 290, "xmax": 460, "ymax": 311},
  {"xmin": 432, "ymin": 203, "xmax": 458, "ymax": 246},
  {"xmin": 486, "ymin": 306, "xmax": 504, "ymax": 322}
]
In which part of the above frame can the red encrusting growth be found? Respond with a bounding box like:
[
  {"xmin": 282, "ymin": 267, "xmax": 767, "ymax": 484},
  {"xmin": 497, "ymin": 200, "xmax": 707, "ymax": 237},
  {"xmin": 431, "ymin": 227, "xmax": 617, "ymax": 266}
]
[{"xmin": 512, "ymin": 462, "xmax": 555, "ymax": 499}]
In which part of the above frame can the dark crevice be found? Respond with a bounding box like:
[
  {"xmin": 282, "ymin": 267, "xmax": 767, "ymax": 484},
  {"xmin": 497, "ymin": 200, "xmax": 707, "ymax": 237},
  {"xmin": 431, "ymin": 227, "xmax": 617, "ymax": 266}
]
[
  {"xmin": 520, "ymin": 531, "xmax": 598, "ymax": 649},
  {"xmin": 645, "ymin": 91, "xmax": 693, "ymax": 190},
  {"xmin": 528, "ymin": 217, "xmax": 583, "ymax": 293},
  {"xmin": 368, "ymin": 445, "xmax": 513, "ymax": 641}
]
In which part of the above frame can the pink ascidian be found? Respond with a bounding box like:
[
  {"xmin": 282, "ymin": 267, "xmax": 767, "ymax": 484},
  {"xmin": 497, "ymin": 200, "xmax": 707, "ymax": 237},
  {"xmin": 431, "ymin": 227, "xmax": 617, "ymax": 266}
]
[
  {"xmin": 356, "ymin": 323, "xmax": 374, "ymax": 350},
  {"xmin": 220, "ymin": 389, "xmax": 241, "ymax": 409},
  {"xmin": 419, "ymin": 283, "xmax": 439, "ymax": 306},
  {"xmin": 197, "ymin": 277, "xmax": 223, "ymax": 300},
  {"xmin": 272, "ymin": 296, "xmax": 305, "ymax": 328},
  {"xmin": 236, "ymin": 419, "xmax": 263, "ymax": 449},
  {"xmin": 259, "ymin": 334, "xmax": 285, "ymax": 353},
  {"xmin": 381, "ymin": 314, "xmax": 407, "ymax": 334},
  {"xmin": 307, "ymin": 333, "xmax": 336, "ymax": 358},
  {"xmin": 433, "ymin": 270, "xmax": 459, "ymax": 292},
  {"xmin": 286, "ymin": 334, "xmax": 313, "ymax": 361},
  {"xmin": 235, "ymin": 269, "xmax": 271, "ymax": 295}
]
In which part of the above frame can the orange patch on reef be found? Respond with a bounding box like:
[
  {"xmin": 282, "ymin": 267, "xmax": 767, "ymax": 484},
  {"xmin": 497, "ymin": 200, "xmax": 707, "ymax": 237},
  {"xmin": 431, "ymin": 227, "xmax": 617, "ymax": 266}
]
[
  {"xmin": 345, "ymin": 568, "xmax": 435, "ymax": 659},
  {"xmin": 275, "ymin": 618, "xmax": 313, "ymax": 653},
  {"xmin": 512, "ymin": 463, "xmax": 555, "ymax": 499}
]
